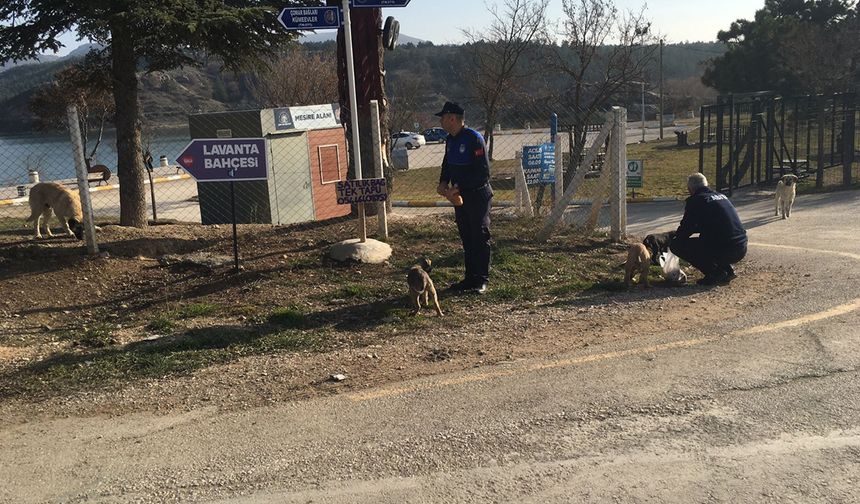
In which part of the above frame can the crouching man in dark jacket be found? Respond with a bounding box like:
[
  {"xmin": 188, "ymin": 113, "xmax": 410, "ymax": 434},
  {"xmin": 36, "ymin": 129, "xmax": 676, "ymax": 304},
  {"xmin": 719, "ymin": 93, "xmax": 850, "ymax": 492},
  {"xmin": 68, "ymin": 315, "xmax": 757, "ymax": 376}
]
[{"xmin": 671, "ymin": 173, "xmax": 747, "ymax": 286}]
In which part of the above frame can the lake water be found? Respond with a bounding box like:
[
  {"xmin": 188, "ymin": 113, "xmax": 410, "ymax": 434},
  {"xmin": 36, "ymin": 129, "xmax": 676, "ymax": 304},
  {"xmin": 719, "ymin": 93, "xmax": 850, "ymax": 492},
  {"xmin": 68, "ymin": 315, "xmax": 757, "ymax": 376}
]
[{"xmin": 0, "ymin": 130, "xmax": 190, "ymax": 187}]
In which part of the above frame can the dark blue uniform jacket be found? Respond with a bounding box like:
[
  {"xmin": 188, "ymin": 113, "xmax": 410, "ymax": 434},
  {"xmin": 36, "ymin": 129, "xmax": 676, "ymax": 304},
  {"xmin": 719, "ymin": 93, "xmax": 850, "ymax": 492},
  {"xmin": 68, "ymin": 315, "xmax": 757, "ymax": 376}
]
[
  {"xmin": 439, "ymin": 127, "xmax": 490, "ymax": 191},
  {"xmin": 676, "ymin": 187, "xmax": 747, "ymax": 248}
]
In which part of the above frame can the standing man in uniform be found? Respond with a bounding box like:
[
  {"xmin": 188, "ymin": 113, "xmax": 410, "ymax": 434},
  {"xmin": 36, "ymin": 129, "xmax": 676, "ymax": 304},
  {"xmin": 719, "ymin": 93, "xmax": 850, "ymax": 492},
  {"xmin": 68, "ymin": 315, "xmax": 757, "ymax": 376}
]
[
  {"xmin": 435, "ymin": 102, "xmax": 493, "ymax": 295},
  {"xmin": 671, "ymin": 173, "xmax": 747, "ymax": 285}
]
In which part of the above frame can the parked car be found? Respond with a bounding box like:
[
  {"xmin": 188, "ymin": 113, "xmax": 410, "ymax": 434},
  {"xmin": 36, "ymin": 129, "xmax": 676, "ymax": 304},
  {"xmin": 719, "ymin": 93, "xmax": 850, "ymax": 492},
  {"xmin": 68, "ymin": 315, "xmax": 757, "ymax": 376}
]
[
  {"xmin": 391, "ymin": 131, "xmax": 426, "ymax": 150},
  {"xmin": 422, "ymin": 127, "xmax": 448, "ymax": 143}
]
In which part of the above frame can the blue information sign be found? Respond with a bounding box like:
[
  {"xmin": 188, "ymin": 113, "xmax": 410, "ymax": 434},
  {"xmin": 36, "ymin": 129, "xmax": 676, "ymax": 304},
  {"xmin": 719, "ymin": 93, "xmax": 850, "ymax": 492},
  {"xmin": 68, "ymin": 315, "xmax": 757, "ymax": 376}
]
[
  {"xmin": 522, "ymin": 143, "xmax": 556, "ymax": 185},
  {"xmin": 177, "ymin": 138, "xmax": 268, "ymax": 182},
  {"xmin": 351, "ymin": 0, "xmax": 411, "ymax": 7},
  {"xmin": 522, "ymin": 145, "xmax": 543, "ymax": 185},
  {"xmin": 278, "ymin": 7, "xmax": 342, "ymax": 30}
]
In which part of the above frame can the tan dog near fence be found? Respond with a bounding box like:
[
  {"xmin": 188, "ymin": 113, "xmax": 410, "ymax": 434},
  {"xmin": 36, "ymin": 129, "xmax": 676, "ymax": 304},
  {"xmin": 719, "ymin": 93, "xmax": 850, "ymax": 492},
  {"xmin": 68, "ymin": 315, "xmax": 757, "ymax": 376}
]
[
  {"xmin": 775, "ymin": 174, "xmax": 798, "ymax": 219},
  {"xmin": 26, "ymin": 182, "xmax": 84, "ymax": 240},
  {"xmin": 624, "ymin": 243, "xmax": 652, "ymax": 288},
  {"xmin": 407, "ymin": 258, "xmax": 443, "ymax": 316}
]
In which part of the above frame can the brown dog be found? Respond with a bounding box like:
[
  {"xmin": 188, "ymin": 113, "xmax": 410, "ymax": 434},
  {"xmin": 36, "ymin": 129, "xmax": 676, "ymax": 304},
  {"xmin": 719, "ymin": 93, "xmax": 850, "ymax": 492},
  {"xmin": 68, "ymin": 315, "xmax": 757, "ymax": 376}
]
[
  {"xmin": 624, "ymin": 243, "xmax": 651, "ymax": 288},
  {"xmin": 407, "ymin": 258, "xmax": 443, "ymax": 316},
  {"xmin": 26, "ymin": 182, "xmax": 84, "ymax": 240}
]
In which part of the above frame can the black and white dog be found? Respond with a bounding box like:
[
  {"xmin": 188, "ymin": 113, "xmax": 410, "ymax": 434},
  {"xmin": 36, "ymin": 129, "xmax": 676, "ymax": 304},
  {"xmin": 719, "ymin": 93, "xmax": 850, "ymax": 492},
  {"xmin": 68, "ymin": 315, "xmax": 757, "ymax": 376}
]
[{"xmin": 642, "ymin": 231, "xmax": 676, "ymax": 266}]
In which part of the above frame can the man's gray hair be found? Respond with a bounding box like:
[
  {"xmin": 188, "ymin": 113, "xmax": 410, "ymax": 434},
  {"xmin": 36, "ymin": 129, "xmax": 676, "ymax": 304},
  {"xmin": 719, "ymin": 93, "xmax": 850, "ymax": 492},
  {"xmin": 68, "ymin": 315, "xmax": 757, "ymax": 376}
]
[{"xmin": 687, "ymin": 173, "xmax": 708, "ymax": 191}]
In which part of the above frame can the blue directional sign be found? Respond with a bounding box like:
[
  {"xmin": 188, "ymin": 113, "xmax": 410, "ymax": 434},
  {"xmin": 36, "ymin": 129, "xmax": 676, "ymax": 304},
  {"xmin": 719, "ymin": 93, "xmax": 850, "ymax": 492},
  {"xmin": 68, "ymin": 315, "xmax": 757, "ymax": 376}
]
[
  {"xmin": 351, "ymin": 0, "xmax": 411, "ymax": 7},
  {"xmin": 177, "ymin": 138, "xmax": 268, "ymax": 182},
  {"xmin": 278, "ymin": 7, "xmax": 342, "ymax": 31}
]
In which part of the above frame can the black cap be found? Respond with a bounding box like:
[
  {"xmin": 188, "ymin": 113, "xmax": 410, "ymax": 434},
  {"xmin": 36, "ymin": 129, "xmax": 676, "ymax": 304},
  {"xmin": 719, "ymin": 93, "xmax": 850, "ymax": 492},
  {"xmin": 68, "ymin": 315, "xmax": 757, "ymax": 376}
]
[{"xmin": 434, "ymin": 101, "xmax": 465, "ymax": 117}]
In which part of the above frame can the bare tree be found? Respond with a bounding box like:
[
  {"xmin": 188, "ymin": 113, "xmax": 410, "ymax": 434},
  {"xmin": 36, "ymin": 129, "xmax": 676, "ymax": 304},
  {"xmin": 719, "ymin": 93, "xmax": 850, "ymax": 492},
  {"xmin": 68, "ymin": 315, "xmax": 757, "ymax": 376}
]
[
  {"xmin": 249, "ymin": 46, "xmax": 339, "ymax": 107},
  {"xmin": 387, "ymin": 75, "xmax": 430, "ymax": 133},
  {"xmin": 464, "ymin": 0, "xmax": 550, "ymax": 159},
  {"xmin": 664, "ymin": 76, "xmax": 717, "ymax": 118},
  {"xmin": 29, "ymin": 53, "xmax": 115, "ymax": 169},
  {"xmin": 554, "ymin": 0, "xmax": 657, "ymax": 186}
]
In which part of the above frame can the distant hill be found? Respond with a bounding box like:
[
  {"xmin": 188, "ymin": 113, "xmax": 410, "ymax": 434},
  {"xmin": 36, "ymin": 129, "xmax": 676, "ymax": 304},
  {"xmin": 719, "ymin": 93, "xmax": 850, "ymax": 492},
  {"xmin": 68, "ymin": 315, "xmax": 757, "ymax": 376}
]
[
  {"xmin": 0, "ymin": 40, "xmax": 725, "ymax": 135},
  {"xmin": 0, "ymin": 54, "xmax": 61, "ymax": 74},
  {"xmin": 298, "ymin": 31, "xmax": 426, "ymax": 45}
]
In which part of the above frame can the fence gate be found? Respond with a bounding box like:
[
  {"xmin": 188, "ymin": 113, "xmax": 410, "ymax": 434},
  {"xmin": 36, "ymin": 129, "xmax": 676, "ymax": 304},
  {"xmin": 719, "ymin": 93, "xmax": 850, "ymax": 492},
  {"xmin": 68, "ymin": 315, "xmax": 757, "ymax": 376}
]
[{"xmin": 699, "ymin": 92, "xmax": 858, "ymax": 194}]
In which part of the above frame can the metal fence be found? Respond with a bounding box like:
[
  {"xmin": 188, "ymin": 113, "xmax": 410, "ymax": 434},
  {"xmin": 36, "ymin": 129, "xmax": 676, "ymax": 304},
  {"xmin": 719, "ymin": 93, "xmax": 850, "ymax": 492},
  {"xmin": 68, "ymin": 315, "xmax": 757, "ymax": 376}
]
[
  {"xmin": 699, "ymin": 92, "xmax": 858, "ymax": 194},
  {"xmin": 1, "ymin": 100, "xmax": 628, "ymax": 240}
]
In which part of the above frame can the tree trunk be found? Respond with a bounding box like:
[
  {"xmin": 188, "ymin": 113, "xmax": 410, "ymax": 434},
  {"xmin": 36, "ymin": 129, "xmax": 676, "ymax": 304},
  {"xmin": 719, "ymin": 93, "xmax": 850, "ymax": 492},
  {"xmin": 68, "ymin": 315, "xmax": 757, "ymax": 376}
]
[
  {"xmin": 111, "ymin": 26, "xmax": 147, "ymax": 227},
  {"xmin": 567, "ymin": 123, "xmax": 587, "ymax": 190},
  {"xmin": 335, "ymin": 7, "xmax": 387, "ymax": 217}
]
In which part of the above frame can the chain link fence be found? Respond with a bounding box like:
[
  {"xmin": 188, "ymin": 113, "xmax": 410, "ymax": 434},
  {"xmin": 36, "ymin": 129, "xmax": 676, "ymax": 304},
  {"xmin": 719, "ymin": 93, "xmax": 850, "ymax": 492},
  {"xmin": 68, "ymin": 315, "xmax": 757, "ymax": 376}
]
[{"xmin": 1, "ymin": 99, "xmax": 631, "ymax": 241}]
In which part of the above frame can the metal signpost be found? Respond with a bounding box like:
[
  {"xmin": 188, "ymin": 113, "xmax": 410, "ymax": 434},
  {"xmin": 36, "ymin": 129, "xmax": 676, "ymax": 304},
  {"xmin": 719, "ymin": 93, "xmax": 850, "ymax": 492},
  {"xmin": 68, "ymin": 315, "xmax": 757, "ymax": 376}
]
[
  {"xmin": 627, "ymin": 159, "xmax": 644, "ymax": 198},
  {"xmin": 279, "ymin": 0, "xmax": 409, "ymax": 244},
  {"xmin": 176, "ymin": 138, "xmax": 268, "ymax": 273}
]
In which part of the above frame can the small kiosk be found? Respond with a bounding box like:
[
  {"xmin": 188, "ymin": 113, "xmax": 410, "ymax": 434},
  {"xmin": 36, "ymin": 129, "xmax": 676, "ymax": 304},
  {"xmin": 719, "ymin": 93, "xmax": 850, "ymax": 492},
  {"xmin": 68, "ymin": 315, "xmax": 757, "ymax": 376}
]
[{"xmin": 189, "ymin": 103, "xmax": 351, "ymax": 225}]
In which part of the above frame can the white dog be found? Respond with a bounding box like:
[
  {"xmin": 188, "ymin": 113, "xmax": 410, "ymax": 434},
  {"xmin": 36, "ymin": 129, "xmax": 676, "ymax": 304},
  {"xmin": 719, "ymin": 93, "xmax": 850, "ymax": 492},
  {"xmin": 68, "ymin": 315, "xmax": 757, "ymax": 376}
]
[
  {"xmin": 26, "ymin": 182, "xmax": 84, "ymax": 240},
  {"xmin": 775, "ymin": 174, "xmax": 798, "ymax": 219}
]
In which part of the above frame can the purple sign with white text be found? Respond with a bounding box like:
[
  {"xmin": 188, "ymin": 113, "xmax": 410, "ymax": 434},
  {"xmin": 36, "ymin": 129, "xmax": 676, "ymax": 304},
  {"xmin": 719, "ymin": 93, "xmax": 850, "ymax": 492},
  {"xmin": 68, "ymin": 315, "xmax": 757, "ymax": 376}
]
[{"xmin": 176, "ymin": 138, "xmax": 268, "ymax": 182}]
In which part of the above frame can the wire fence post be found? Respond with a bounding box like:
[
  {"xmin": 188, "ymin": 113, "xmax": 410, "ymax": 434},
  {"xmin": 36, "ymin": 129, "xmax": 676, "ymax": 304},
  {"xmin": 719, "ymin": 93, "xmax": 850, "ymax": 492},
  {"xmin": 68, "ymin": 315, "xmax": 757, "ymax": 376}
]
[
  {"xmin": 370, "ymin": 100, "xmax": 388, "ymax": 240},
  {"xmin": 610, "ymin": 106, "xmax": 627, "ymax": 242},
  {"xmin": 66, "ymin": 105, "xmax": 99, "ymax": 255}
]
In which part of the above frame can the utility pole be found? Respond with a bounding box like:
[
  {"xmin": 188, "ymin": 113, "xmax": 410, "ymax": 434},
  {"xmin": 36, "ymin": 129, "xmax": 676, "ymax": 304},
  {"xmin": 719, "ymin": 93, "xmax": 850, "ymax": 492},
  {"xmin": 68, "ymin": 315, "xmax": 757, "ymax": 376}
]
[
  {"xmin": 659, "ymin": 38, "xmax": 664, "ymax": 140},
  {"xmin": 641, "ymin": 81, "xmax": 645, "ymax": 143}
]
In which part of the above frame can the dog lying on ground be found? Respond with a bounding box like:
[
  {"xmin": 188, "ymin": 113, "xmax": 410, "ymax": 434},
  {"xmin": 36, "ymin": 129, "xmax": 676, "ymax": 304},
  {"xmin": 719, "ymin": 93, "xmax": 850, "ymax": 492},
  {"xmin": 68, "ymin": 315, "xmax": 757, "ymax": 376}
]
[
  {"xmin": 624, "ymin": 243, "xmax": 651, "ymax": 288},
  {"xmin": 775, "ymin": 174, "xmax": 798, "ymax": 219},
  {"xmin": 26, "ymin": 182, "xmax": 84, "ymax": 240},
  {"xmin": 642, "ymin": 231, "xmax": 676, "ymax": 265},
  {"xmin": 407, "ymin": 258, "xmax": 443, "ymax": 316}
]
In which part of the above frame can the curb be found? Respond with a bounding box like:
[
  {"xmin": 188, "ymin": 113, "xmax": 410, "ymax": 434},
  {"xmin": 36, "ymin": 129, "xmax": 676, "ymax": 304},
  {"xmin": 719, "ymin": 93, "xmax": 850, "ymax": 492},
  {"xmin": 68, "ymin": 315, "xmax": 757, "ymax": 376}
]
[
  {"xmin": 391, "ymin": 196, "xmax": 683, "ymax": 208},
  {"xmin": 0, "ymin": 173, "xmax": 192, "ymax": 207}
]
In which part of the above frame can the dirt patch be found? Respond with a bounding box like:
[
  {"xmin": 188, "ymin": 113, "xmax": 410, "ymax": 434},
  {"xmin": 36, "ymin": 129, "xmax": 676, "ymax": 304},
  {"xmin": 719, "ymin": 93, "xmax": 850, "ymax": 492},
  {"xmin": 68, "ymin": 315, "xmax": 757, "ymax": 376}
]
[{"xmin": 0, "ymin": 216, "xmax": 801, "ymax": 423}]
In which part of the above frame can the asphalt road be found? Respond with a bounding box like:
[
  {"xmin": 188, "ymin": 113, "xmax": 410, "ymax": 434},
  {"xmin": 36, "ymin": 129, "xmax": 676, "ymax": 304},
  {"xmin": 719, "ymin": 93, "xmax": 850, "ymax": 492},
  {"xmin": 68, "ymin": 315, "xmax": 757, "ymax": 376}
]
[{"xmin": 2, "ymin": 190, "xmax": 858, "ymax": 503}]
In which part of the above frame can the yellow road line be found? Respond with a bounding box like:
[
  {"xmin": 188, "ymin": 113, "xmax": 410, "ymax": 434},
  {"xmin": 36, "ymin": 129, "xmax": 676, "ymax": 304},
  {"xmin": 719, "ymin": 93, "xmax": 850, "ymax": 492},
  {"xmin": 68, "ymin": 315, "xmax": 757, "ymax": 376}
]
[
  {"xmin": 348, "ymin": 301, "xmax": 860, "ymax": 403},
  {"xmin": 734, "ymin": 298, "xmax": 860, "ymax": 336}
]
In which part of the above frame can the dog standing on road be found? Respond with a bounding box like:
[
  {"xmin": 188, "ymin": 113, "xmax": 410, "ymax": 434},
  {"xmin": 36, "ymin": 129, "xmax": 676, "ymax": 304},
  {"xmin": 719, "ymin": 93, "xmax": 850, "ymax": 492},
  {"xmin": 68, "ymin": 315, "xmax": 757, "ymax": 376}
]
[
  {"xmin": 26, "ymin": 182, "xmax": 84, "ymax": 240},
  {"xmin": 407, "ymin": 258, "xmax": 443, "ymax": 316},
  {"xmin": 624, "ymin": 243, "xmax": 652, "ymax": 288},
  {"xmin": 775, "ymin": 174, "xmax": 798, "ymax": 219}
]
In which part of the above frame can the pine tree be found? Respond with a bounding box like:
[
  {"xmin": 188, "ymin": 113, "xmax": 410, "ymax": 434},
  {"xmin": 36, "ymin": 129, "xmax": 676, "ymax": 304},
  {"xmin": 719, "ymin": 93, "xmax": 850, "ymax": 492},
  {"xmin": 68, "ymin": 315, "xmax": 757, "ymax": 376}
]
[{"xmin": 1, "ymin": 1, "xmax": 304, "ymax": 227}]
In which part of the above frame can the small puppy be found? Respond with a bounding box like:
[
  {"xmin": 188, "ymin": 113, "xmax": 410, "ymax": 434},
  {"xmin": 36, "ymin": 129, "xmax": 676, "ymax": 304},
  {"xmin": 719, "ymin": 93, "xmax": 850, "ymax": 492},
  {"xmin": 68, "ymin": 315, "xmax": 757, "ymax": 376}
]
[
  {"xmin": 407, "ymin": 258, "xmax": 443, "ymax": 316},
  {"xmin": 642, "ymin": 231, "xmax": 676, "ymax": 265},
  {"xmin": 26, "ymin": 182, "xmax": 84, "ymax": 240},
  {"xmin": 775, "ymin": 174, "xmax": 798, "ymax": 219},
  {"xmin": 624, "ymin": 243, "xmax": 651, "ymax": 288}
]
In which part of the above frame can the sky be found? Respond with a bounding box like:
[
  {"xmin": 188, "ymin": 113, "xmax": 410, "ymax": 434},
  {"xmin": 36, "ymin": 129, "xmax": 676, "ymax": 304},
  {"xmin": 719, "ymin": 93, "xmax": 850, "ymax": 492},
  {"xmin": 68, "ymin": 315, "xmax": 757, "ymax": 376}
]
[{"xmin": 47, "ymin": 0, "xmax": 762, "ymax": 56}]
